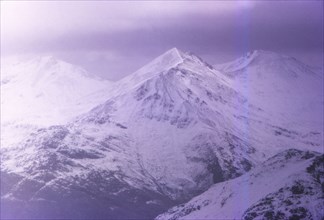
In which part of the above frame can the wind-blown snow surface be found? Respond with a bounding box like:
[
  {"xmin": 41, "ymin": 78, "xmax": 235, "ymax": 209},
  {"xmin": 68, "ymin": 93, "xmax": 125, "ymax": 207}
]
[
  {"xmin": 1, "ymin": 48, "xmax": 323, "ymax": 219},
  {"xmin": 156, "ymin": 149, "xmax": 324, "ymax": 220}
]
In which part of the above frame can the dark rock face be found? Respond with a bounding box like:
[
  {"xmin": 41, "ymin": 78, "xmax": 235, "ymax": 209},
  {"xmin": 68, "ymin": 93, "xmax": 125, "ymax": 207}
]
[
  {"xmin": 207, "ymin": 158, "xmax": 224, "ymax": 184},
  {"xmin": 306, "ymin": 155, "xmax": 324, "ymax": 190},
  {"xmin": 184, "ymin": 133, "xmax": 256, "ymax": 192}
]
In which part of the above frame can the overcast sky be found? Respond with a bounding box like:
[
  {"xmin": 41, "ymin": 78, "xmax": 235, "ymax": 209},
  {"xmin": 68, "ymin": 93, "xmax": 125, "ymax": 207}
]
[{"xmin": 1, "ymin": 1, "xmax": 323, "ymax": 80}]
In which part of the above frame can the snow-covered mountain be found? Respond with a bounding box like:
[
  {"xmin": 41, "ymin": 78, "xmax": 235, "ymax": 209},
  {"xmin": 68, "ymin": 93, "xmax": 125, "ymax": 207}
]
[
  {"xmin": 215, "ymin": 50, "xmax": 323, "ymax": 131},
  {"xmin": 1, "ymin": 56, "xmax": 111, "ymax": 125},
  {"xmin": 1, "ymin": 49, "xmax": 323, "ymax": 219},
  {"xmin": 1, "ymin": 56, "xmax": 112, "ymax": 147},
  {"xmin": 156, "ymin": 149, "xmax": 324, "ymax": 220}
]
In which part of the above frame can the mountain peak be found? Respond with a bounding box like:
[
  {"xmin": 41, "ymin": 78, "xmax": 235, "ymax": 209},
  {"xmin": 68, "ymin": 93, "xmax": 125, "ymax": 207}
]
[
  {"xmin": 216, "ymin": 50, "xmax": 297, "ymax": 73},
  {"xmin": 152, "ymin": 47, "xmax": 184, "ymax": 66},
  {"xmin": 165, "ymin": 47, "xmax": 183, "ymax": 57},
  {"xmin": 2, "ymin": 55, "xmax": 101, "ymax": 83},
  {"xmin": 118, "ymin": 47, "xmax": 218, "ymax": 88},
  {"xmin": 118, "ymin": 48, "xmax": 185, "ymax": 85},
  {"xmin": 31, "ymin": 55, "xmax": 59, "ymax": 65},
  {"xmin": 39, "ymin": 55, "xmax": 56, "ymax": 61},
  {"xmin": 247, "ymin": 50, "xmax": 289, "ymax": 59}
]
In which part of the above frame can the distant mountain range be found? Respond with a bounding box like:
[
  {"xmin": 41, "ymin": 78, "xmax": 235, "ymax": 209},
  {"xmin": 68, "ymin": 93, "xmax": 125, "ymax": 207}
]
[{"xmin": 1, "ymin": 48, "xmax": 323, "ymax": 219}]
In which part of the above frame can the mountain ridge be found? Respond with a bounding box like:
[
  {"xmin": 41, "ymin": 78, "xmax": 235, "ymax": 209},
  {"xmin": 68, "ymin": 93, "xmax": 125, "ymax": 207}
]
[
  {"xmin": 1, "ymin": 48, "xmax": 323, "ymax": 219},
  {"xmin": 214, "ymin": 49, "xmax": 323, "ymax": 131}
]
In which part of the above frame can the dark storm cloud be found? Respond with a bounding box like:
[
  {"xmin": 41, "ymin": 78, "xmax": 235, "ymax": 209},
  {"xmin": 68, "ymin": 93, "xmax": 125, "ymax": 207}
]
[{"xmin": 1, "ymin": 1, "xmax": 323, "ymax": 80}]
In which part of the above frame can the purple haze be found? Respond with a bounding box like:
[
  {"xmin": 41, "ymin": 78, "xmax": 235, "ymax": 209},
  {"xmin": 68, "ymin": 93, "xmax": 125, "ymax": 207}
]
[{"xmin": 1, "ymin": 1, "xmax": 323, "ymax": 80}]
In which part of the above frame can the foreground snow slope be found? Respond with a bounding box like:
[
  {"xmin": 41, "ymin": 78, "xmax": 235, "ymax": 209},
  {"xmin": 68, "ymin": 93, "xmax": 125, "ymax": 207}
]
[
  {"xmin": 216, "ymin": 50, "xmax": 323, "ymax": 131},
  {"xmin": 156, "ymin": 149, "xmax": 324, "ymax": 220}
]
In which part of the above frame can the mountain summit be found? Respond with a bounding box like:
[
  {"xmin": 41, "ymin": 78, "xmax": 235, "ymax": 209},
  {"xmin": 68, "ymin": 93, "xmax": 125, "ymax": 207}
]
[
  {"xmin": 1, "ymin": 56, "xmax": 112, "ymax": 148},
  {"xmin": 215, "ymin": 50, "xmax": 323, "ymax": 130},
  {"xmin": 1, "ymin": 56, "xmax": 111, "ymax": 125},
  {"xmin": 115, "ymin": 48, "xmax": 220, "ymax": 92}
]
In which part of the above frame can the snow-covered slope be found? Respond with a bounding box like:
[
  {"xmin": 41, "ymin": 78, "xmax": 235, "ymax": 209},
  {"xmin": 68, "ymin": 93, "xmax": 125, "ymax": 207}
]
[
  {"xmin": 71, "ymin": 48, "xmax": 322, "ymax": 198},
  {"xmin": 1, "ymin": 49, "xmax": 323, "ymax": 219},
  {"xmin": 1, "ymin": 56, "xmax": 112, "ymax": 147},
  {"xmin": 156, "ymin": 149, "xmax": 324, "ymax": 220},
  {"xmin": 1, "ymin": 56, "xmax": 111, "ymax": 125},
  {"xmin": 215, "ymin": 50, "xmax": 323, "ymax": 131}
]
